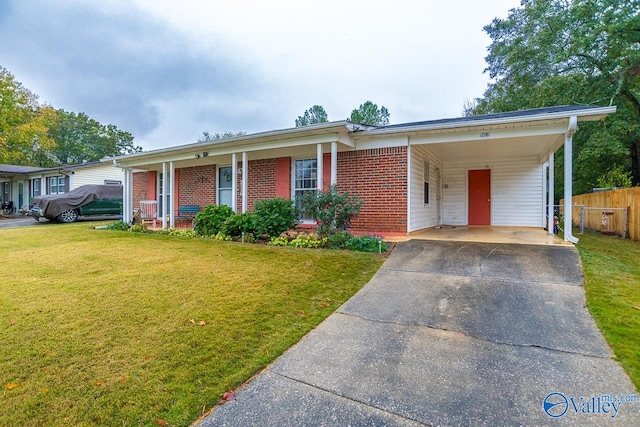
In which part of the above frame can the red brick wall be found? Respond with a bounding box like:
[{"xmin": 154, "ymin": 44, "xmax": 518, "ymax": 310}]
[
  {"xmin": 247, "ymin": 158, "xmax": 278, "ymax": 210},
  {"xmin": 130, "ymin": 148, "xmax": 408, "ymax": 234},
  {"xmin": 177, "ymin": 165, "xmax": 217, "ymax": 209},
  {"xmin": 337, "ymin": 146, "xmax": 407, "ymax": 234},
  {"xmin": 133, "ymin": 172, "xmax": 149, "ymax": 210}
]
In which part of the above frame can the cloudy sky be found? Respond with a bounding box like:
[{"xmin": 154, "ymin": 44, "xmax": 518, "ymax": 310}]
[{"xmin": 0, "ymin": 0, "xmax": 521, "ymax": 150}]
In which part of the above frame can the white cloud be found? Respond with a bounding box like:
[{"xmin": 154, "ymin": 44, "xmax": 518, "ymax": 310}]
[{"xmin": 0, "ymin": 0, "xmax": 521, "ymax": 150}]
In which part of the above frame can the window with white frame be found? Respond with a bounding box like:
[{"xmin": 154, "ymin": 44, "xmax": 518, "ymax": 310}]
[
  {"xmin": 157, "ymin": 172, "xmax": 171, "ymax": 217},
  {"xmin": 217, "ymin": 166, "xmax": 233, "ymax": 207},
  {"xmin": 423, "ymin": 161, "xmax": 430, "ymax": 205},
  {"xmin": 31, "ymin": 178, "xmax": 41, "ymax": 197},
  {"xmin": 49, "ymin": 176, "xmax": 65, "ymax": 195},
  {"xmin": 294, "ymin": 159, "xmax": 317, "ymax": 220}
]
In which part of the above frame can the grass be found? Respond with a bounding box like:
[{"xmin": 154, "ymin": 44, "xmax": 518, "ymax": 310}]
[
  {"xmin": 577, "ymin": 229, "xmax": 640, "ymax": 391},
  {"xmin": 0, "ymin": 222, "xmax": 384, "ymax": 426}
]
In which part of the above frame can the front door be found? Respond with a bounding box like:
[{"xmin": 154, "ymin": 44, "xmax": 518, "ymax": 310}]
[{"xmin": 468, "ymin": 169, "xmax": 491, "ymax": 225}]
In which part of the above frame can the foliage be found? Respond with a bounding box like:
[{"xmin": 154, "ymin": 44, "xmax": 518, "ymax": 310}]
[
  {"xmin": 213, "ymin": 231, "xmax": 234, "ymax": 241},
  {"xmin": 472, "ymin": 0, "xmax": 640, "ymax": 194},
  {"xmin": 577, "ymin": 229, "xmax": 640, "ymax": 390},
  {"xmin": 129, "ymin": 224, "xmax": 149, "ymax": 233},
  {"xmin": 155, "ymin": 227, "xmax": 198, "ymax": 237},
  {"xmin": 48, "ymin": 109, "xmax": 141, "ymax": 165},
  {"xmin": 221, "ymin": 212, "xmax": 257, "ymax": 237},
  {"xmin": 197, "ymin": 130, "xmax": 246, "ymax": 143},
  {"xmin": 253, "ymin": 198, "xmax": 298, "ymax": 238},
  {"xmin": 267, "ymin": 233, "xmax": 328, "ymax": 249},
  {"xmin": 0, "ymin": 222, "xmax": 383, "ymax": 426},
  {"xmin": 193, "ymin": 204, "xmax": 234, "ymax": 237},
  {"xmin": 326, "ymin": 229, "xmax": 354, "ymax": 249},
  {"xmin": 104, "ymin": 220, "xmax": 129, "ymax": 231},
  {"xmin": 295, "ymin": 105, "xmax": 329, "ymax": 127},
  {"xmin": 0, "ymin": 66, "xmax": 141, "ymax": 167},
  {"xmin": 348, "ymin": 101, "xmax": 390, "ymax": 126},
  {"xmin": 345, "ymin": 234, "xmax": 389, "ymax": 253},
  {"xmin": 299, "ymin": 185, "xmax": 364, "ymax": 238},
  {"xmin": 596, "ymin": 166, "xmax": 633, "ymax": 189}
]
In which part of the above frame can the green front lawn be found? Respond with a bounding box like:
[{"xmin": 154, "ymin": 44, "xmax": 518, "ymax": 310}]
[
  {"xmin": 577, "ymin": 230, "xmax": 640, "ymax": 391},
  {"xmin": 0, "ymin": 223, "xmax": 384, "ymax": 426}
]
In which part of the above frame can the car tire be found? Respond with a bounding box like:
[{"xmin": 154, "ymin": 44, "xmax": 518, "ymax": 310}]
[{"xmin": 57, "ymin": 209, "xmax": 79, "ymax": 223}]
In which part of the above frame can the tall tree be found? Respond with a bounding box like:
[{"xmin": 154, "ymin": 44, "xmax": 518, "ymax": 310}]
[
  {"xmin": 48, "ymin": 110, "xmax": 141, "ymax": 165},
  {"xmin": 197, "ymin": 131, "xmax": 246, "ymax": 143},
  {"xmin": 295, "ymin": 105, "xmax": 329, "ymax": 127},
  {"xmin": 474, "ymin": 0, "xmax": 640, "ymax": 194},
  {"xmin": 348, "ymin": 101, "xmax": 390, "ymax": 126},
  {"xmin": 0, "ymin": 67, "xmax": 56, "ymax": 166}
]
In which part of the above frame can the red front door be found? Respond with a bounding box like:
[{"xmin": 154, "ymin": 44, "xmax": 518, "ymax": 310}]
[{"xmin": 468, "ymin": 169, "xmax": 491, "ymax": 225}]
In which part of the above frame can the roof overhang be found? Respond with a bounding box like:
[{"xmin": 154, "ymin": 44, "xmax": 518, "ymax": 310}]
[
  {"xmin": 354, "ymin": 106, "xmax": 616, "ymax": 163},
  {"xmin": 109, "ymin": 121, "xmax": 366, "ymax": 168}
]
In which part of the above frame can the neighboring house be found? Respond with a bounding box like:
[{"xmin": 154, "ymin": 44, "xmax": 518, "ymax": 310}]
[
  {"xmin": 110, "ymin": 105, "xmax": 616, "ymax": 242},
  {"xmin": 0, "ymin": 161, "xmax": 124, "ymax": 212}
]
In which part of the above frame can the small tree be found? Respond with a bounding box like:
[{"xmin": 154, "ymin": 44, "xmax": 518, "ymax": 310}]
[
  {"xmin": 348, "ymin": 101, "xmax": 390, "ymax": 126},
  {"xmin": 299, "ymin": 185, "xmax": 363, "ymax": 238},
  {"xmin": 295, "ymin": 105, "xmax": 329, "ymax": 127}
]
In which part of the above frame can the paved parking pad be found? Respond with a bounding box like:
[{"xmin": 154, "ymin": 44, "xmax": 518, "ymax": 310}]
[{"xmin": 201, "ymin": 240, "xmax": 639, "ymax": 426}]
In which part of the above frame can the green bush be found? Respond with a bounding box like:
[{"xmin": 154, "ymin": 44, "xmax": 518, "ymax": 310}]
[
  {"xmin": 267, "ymin": 236, "xmax": 290, "ymax": 246},
  {"xmin": 105, "ymin": 220, "xmax": 129, "ymax": 231},
  {"xmin": 346, "ymin": 234, "xmax": 388, "ymax": 253},
  {"xmin": 130, "ymin": 224, "xmax": 149, "ymax": 233},
  {"xmin": 222, "ymin": 212, "xmax": 257, "ymax": 237},
  {"xmin": 253, "ymin": 198, "xmax": 298, "ymax": 238},
  {"xmin": 299, "ymin": 185, "xmax": 363, "ymax": 238},
  {"xmin": 193, "ymin": 205, "xmax": 234, "ymax": 237},
  {"xmin": 327, "ymin": 230, "xmax": 354, "ymax": 249}
]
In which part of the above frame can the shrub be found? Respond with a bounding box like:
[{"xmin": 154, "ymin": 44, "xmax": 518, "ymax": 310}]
[
  {"xmin": 222, "ymin": 212, "xmax": 257, "ymax": 237},
  {"xmin": 346, "ymin": 234, "xmax": 388, "ymax": 253},
  {"xmin": 327, "ymin": 230, "xmax": 354, "ymax": 249},
  {"xmin": 130, "ymin": 224, "xmax": 149, "ymax": 233},
  {"xmin": 299, "ymin": 185, "xmax": 363, "ymax": 238},
  {"xmin": 105, "ymin": 220, "xmax": 129, "ymax": 231},
  {"xmin": 290, "ymin": 234, "xmax": 328, "ymax": 248},
  {"xmin": 253, "ymin": 198, "xmax": 298, "ymax": 238},
  {"xmin": 194, "ymin": 205, "xmax": 234, "ymax": 237},
  {"xmin": 267, "ymin": 236, "xmax": 290, "ymax": 246}
]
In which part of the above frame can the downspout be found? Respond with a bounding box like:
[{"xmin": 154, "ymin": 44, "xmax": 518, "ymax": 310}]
[{"xmin": 564, "ymin": 116, "xmax": 579, "ymax": 243}]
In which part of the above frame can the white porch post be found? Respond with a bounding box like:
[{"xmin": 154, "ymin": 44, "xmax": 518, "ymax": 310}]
[
  {"xmin": 564, "ymin": 117, "xmax": 578, "ymax": 243},
  {"xmin": 231, "ymin": 153, "xmax": 238, "ymax": 213},
  {"xmin": 122, "ymin": 168, "xmax": 128, "ymax": 222},
  {"xmin": 330, "ymin": 142, "xmax": 337, "ymax": 186},
  {"xmin": 125, "ymin": 168, "xmax": 132, "ymax": 224},
  {"xmin": 548, "ymin": 151, "xmax": 554, "ymax": 235},
  {"xmin": 317, "ymin": 143, "xmax": 323, "ymax": 191},
  {"xmin": 162, "ymin": 162, "xmax": 167, "ymax": 229},
  {"xmin": 242, "ymin": 152, "xmax": 248, "ymax": 213},
  {"xmin": 169, "ymin": 161, "xmax": 175, "ymax": 228}
]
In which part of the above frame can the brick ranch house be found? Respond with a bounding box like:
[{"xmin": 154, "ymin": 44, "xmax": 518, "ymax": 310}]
[{"xmin": 109, "ymin": 105, "xmax": 615, "ymax": 242}]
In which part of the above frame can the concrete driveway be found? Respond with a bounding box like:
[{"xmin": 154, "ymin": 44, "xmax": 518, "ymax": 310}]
[{"xmin": 200, "ymin": 240, "xmax": 639, "ymax": 426}]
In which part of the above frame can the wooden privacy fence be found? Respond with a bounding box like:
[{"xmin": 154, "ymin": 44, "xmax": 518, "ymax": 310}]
[{"xmin": 560, "ymin": 187, "xmax": 640, "ymax": 240}]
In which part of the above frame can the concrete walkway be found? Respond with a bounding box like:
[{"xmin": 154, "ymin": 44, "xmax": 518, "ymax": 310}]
[{"xmin": 199, "ymin": 240, "xmax": 639, "ymax": 426}]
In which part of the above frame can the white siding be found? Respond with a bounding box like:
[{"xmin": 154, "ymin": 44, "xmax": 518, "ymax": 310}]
[
  {"xmin": 442, "ymin": 156, "xmax": 543, "ymax": 227},
  {"xmin": 70, "ymin": 164, "xmax": 124, "ymax": 189},
  {"xmin": 409, "ymin": 145, "xmax": 443, "ymax": 232}
]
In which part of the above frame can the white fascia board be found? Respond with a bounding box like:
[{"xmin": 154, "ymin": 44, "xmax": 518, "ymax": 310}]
[
  {"xmin": 108, "ymin": 121, "xmax": 354, "ymax": 164},
  {"xmin": 408, "ymin": 122, "xmax": 568, "ymax": 145},
  {"xmin": 354, "ymin": 135, "xmax": 409, "ymax": 150},
  {"xmin": 356, "ymin": 106, "xmax": 617, "ymax": 138},
  {"xmin": 114, "ymin": 133, "xmax": 346, "ymax": 168}
]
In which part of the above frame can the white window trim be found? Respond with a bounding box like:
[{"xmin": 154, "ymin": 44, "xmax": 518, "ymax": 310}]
[
  {"xmin": 217, "ymin": 165, "xmax": 233, "ymax": 207},
  {"xmin": 291, "ymin": 157, "xmax": 318, "ymax": 223}
]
